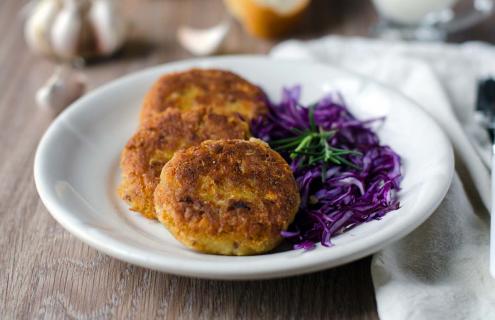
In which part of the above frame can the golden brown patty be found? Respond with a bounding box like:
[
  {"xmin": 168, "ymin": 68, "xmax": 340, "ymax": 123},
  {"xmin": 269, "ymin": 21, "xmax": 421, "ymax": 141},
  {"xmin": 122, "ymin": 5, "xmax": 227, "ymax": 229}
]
[
  {"xmin": 154, "ymin": 138, "xmax": 300, "ymax": 255},
  {"xmin": 118, "ymin": 108, "xmax": 250, "ymax": 219},
  {"xmin": 140, "ymin": 69, "xmax": 268, "ymax": 125}
]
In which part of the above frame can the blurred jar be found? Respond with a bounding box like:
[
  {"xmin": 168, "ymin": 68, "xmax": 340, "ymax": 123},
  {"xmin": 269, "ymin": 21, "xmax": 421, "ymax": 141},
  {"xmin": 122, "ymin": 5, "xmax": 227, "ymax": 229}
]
[
  {"xmin": 371, "ymin": 0, "xmax": 494, "ymax": 40},
  {"xmin": 224, "ymin": 0, "xmax": 311, "ymax": 39},
  {"xmin": 373, "ymin": 0, "xmax": 459, "ymax": 25}
]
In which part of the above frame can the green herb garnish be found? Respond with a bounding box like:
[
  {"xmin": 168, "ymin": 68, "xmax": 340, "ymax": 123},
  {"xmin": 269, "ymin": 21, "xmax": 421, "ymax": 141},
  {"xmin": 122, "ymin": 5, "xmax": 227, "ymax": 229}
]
[{"xmin": 270, "ymin": 106, "xmax": 361, "ymax": 178}]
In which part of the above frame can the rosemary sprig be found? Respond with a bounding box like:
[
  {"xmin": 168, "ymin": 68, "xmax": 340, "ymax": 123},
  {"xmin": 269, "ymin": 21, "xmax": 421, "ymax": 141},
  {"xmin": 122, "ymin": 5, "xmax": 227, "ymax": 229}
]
[{"xmin": 270, "ymin": 106, "xmax": 361, "ymax": 178}]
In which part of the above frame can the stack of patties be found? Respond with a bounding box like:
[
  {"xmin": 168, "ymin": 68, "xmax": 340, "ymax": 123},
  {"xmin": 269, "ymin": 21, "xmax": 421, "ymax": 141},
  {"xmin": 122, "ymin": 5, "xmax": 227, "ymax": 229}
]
[{"xmin": 119, "ymin": 69, "xmax": 300, "ymax": 255}]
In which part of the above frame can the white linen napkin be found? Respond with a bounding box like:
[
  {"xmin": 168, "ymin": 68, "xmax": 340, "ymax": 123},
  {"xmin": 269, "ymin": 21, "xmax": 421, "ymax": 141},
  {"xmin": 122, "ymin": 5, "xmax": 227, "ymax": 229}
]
[{"xmin": 270, "ymin": 36, "xmax": 495, "ymax": 320}]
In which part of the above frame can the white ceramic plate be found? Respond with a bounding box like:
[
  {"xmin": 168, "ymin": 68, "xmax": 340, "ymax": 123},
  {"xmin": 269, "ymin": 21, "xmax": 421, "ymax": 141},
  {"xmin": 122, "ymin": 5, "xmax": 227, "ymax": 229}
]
[{"xmin": 34, "ymin": 56, "xmax": 454, "ymax": 280}]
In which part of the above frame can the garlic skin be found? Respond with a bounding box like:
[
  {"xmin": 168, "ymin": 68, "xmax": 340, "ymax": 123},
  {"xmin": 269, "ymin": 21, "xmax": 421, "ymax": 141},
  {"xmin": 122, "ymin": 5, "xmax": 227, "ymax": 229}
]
[
  {"xmin": 36, "ymin": 67, "xmax": 86, "ymax": 114},
  {"xmin": 24, "ymin": 0, "xmax": 127, "ymax": 61},
  {"xmin": 24, "ymin": 0, "xmax": 61, "ymax": 56}
]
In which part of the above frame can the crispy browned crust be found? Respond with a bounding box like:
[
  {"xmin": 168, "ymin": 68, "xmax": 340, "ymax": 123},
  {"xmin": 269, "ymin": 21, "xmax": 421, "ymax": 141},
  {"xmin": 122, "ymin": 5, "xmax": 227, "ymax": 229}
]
[
  {"xmin": 118, "ymin": 108, "xmax": 250, "ymax": 219},
  {"xmin": 154, "ymin": 138, "xmax": 300, "ymax": 255},
  {"xmin": 140, "ymin": 68, "xmax": 268, "ymax": 125}
]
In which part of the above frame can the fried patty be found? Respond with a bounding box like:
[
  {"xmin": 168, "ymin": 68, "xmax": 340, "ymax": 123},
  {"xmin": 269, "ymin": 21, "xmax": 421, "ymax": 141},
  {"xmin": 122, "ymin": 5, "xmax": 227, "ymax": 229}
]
[
  {"xmin": 118, "ymin": 108, "xmax": 250, "ymax": 219},
  {"xmin": 140, "ymin": 69, "xmax": 268, "ymax": 125},
  {"xmin": 154, "ymin": 138, "xmax": 300, "ymax": 255}
]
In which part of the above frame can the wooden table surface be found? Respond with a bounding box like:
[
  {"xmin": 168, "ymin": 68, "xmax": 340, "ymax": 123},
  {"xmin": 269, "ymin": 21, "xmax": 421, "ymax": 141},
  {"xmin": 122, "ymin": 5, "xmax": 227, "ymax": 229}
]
[{"xmin": 1, "ymin": 0, "xmax": 493, "ymax": 319}]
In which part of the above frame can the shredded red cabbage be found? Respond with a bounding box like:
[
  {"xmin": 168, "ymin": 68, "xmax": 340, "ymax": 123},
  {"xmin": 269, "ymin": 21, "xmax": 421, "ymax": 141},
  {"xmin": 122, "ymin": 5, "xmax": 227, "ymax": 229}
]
[{"xmin": 252, "ymin": 86, "xmax": 402, "ymax": 249}]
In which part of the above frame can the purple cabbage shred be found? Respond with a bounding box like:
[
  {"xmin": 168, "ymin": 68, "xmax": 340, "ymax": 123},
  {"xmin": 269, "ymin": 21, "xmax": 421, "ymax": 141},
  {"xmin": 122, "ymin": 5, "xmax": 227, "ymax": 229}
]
[{"xmin": 252, "ymin": 86, "xmax": 402, "ymax": 249}]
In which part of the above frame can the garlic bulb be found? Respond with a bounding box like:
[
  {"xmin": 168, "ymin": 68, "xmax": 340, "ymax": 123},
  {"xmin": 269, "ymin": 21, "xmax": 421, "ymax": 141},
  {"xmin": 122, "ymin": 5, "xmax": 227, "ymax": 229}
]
[
  {"xmin": 24, "ymin": 0, "xmax": 126, "ymax": 61},
  {"xmin": 36, "ymin": 66, "xmax": 86, "ymax": 114}
]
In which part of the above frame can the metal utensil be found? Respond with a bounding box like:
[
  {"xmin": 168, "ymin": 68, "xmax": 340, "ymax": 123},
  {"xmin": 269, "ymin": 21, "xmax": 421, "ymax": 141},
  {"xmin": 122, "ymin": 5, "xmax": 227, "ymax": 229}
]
[{"xmin": 475, "ymin": 78, "xmax": 495, "ymax": 277}]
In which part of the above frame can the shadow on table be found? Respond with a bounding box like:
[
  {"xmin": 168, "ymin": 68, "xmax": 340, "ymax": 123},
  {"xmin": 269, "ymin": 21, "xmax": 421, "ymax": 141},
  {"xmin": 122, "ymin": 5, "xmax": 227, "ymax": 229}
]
[
  {"xmin": 293, "ymin": 0, "xmax": 377, "ymax": 39},
  {"xmin": 448, "ymin": 20, "xmax": 495, "ymax": 44}
]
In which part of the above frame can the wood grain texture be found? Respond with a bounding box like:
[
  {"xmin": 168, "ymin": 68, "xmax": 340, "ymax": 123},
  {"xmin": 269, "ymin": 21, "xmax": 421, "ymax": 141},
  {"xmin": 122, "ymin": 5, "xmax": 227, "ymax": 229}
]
[{"xmin": 1, "ymin": 0, "xmax": 493, "ymax": 319}]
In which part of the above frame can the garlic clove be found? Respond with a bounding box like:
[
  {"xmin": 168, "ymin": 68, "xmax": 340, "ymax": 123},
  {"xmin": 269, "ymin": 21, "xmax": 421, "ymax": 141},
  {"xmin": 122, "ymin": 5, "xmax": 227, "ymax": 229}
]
[
  {"xmin": 177, "ymin": 19, "xmax": 231, "ymax": 56},
  {"xmin": 36, "ymin": 66, "xmax": 86, "ymax": 114},
  {"xmin": 24, "ymin": 0, "xmax": 62, "ymax": 56},
  {"xmin": 50, "ymin": 0, "xmax": 86, "ymax": 60},
  {"xmin": 88, "ymin": 0, "xmax": 126, "ymax": 56}
]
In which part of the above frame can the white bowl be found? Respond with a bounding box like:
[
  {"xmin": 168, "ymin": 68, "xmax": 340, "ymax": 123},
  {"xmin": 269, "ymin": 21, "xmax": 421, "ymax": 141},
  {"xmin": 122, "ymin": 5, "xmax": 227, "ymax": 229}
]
[{"xmin": 34, "ymin": 56, "xmax": 454, "ymax": 280}]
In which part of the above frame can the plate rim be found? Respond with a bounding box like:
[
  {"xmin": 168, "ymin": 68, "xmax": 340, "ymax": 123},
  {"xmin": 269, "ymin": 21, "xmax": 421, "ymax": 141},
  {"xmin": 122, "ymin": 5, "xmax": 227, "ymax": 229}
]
[{"xmin": 34, "ymin": 55, "xmax": 454, "ymax": 280}]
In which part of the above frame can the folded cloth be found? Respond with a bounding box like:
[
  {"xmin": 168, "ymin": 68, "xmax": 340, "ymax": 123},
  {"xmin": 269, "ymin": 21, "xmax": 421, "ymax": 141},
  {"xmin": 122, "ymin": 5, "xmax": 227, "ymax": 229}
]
[{"xmin": 270, "ymin": 36, "xmax": 495, "ymax": 320}]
